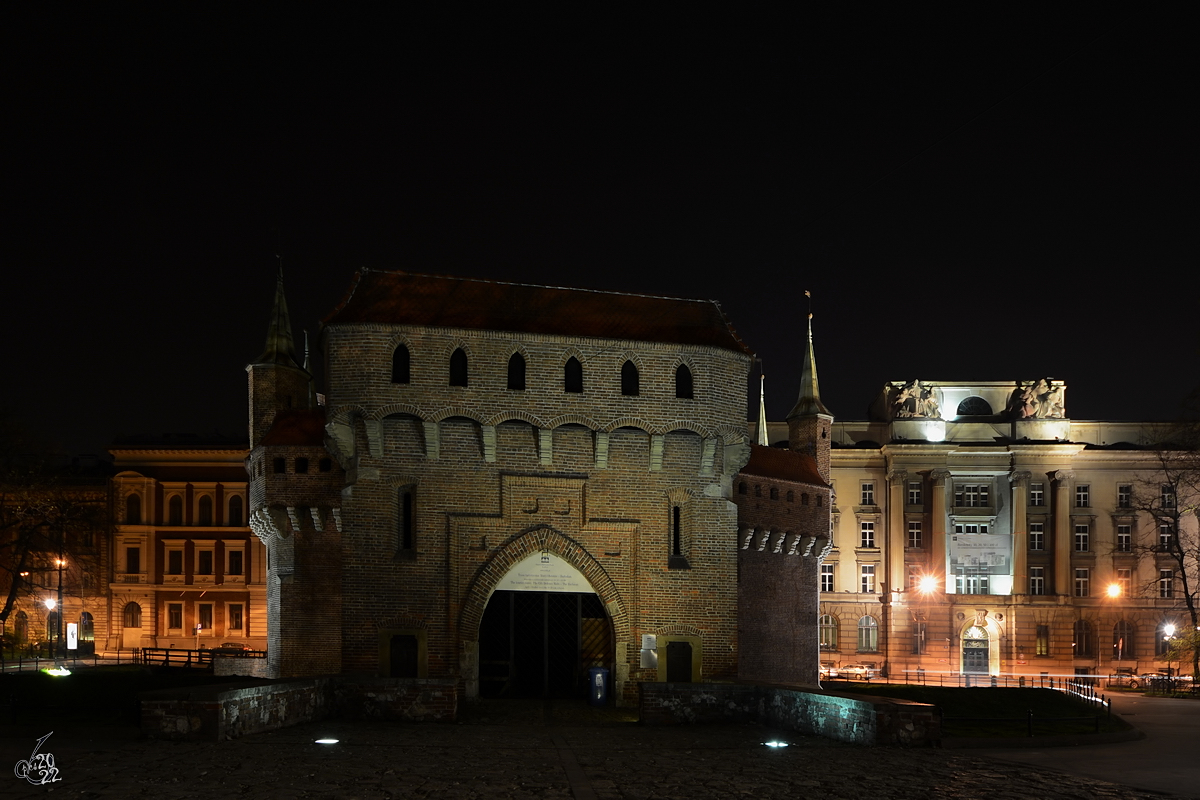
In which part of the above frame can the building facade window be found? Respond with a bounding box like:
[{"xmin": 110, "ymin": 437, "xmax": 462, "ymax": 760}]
[
  {"xmin": 954, "ymin": 523, "xmax": 989, "ymax": 534},
  {"xmin": 272, "ymin": 457, "xmax": 285, "ymax": 474},
  {"xmin": 1029, "ymin": 567, "xmax": 1045, "ymax": 596},
  {"xmin": 674, "ymin": 364, "xmax": 693, "ymax": 399},
  {"xmin": 167, "ymin": 603, "xmax": 183, "ymax": 631},
  {"xmin": 907, "ymin": 481, "xmax": 922, "ymax": 506},
  {"xmin": 1159, "ymin": 569, "xmax": 1174, "ymax": 599},
  {"xmin": 1036, "ymin": 624, "xmax": 1050, "ymax": 656},
  {"xmin": 1159, "ymin": 524, "xmax": 1173, "ymax": 550},
  {"xmin": 1161, "ymin": 486, "xmax": 1176, "ymax": 509},
  {"xmin": 859, "ymin": 522, "xmax": 876, "ymax": 549},
  {"xmin": 398, "ymin": 488, "xmax": 414, "ymax": 551},
  {"xmin": 126, "ymin": 547, "xmax": 140, "ymax": 575},
  {"xmin": 857, "ymin": 615, "xmax": 878, "ymax": 652},
  {"xmin": 198, "ymin": 603, "xmax": 213, "ymax": 631},
  {"xmin": 295, "ymin": 457, "xmax": 309, "ymax": 474},
  {"xmin": 198, "ymin": 496, "xmax": 213, "ymax": 525},
  {"xmin": 391, "ymin": 344, "xmax": 410, "ymax": 384},
  {"xmin": 228, "ymin": 495, "xmax": 244, "ymax": 527},
  {"xmin": 819, "ymin": 614, "xmax": 838, "ymax": 649},
  {"xmin": 449, "ymin": 348, "xmax": 468, "ymax": 387},
  {"xmin": 1113, "ymin": 621, "xmax": 1136, "ymax": 659},
  {"xmin": 168, "ymin": 495, "xmax": 183, "ymax": 525},
  {"xmin": 820, "ymin": 563, "xmax": 833, "ymax": 592},
  {"xmin": 228, "ymin": 603, "xmax": 244, "ymax": 632},
  {"xmin": 1075, "ymin": 484, "xmax": 1090, "ymax": 508},
  {"xmin": 1116, "ymin": 525, "xmax": 1132, "ymax": 552},
  {"xmin": 167, "ymin": 549, "xmax": 184, "ymax": 575},
  {"xmin": 769, "ymin": 487, "xmax": 779, "ymax": 500},
  {"xmin": 125, "ymin": 494, "xmax": 141, "ymax": 525},
  {"xmin": 507, "ymin": 353, "xmax": 526, "ymax": 391},
  {"xmin": 954, "ymin": 483, "xmax": 990, "ymax": 507},
  {"xmin": 907, "ymin": 521, "xmax": 922, "ymax": 548},
  {"xmin": 564, "ymin": 357, "xmax": 583, "ymax": 393},
  {"xmin": 860, "ymin": 564, "xmax": 876, "ymax": 594},
  {"xmin": 1074, "ymin": 568, "xmax": 1090, "ymax": 597},
  {"xmin": 227, "ymin": 548, "xmax": 244, "ymax": 577},
  {"xmin": 123, "ymin": 602, "xmax": 141, "ymax": 628},
  {"xmin": 1117, "ymin": 484, "xmax": 1132, "ymax": 508},
  {"xmin": 1074, "ymin": 524, "xmax": 1090, "ymax": 552},
  {"xmin": 1029, "ymin": 482, "xmax": 1044, "ymax": 506},
  {"xmin": 1073, "ymin": 619, "xmax": 1094, "ymax": 657},
  {"xmin": 1029, "ymin": 523, "xmax": 1044, "ymax": 551},
  {"xmin": 620, "ymin": 360, "xmax": 639, "ymax": 396},
  {"xmin": 860, "ymin": 483, "xmax": 875, "ymax": 506},
  {"xmin": 1117, "ymin": 568, "xmax": 1131, "ymax": 596},
  {"xmin": 197, "ymin": 550, "xmax": 213, "ymax": 575},
  {"xmin": 907, "ymin": 564, "xmax": 921, "ymax": 590}
]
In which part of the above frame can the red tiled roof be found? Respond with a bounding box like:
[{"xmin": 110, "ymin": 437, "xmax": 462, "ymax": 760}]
[
  {"xmin": 321, "ymin": 270, "xmax": 754, "ymax": 355},
  {"xmin": 739, "ymin": 444, "xmax": 827, "ymax": 487},
  {"xmin": 259, "ymin": 410, "xmax": 327, "ymax": 447}
]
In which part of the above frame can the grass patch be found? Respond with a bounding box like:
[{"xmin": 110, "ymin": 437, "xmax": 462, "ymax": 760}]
[{"xmin": 824, "ymin": 684, "xmax": 1130, "ymax": 738}]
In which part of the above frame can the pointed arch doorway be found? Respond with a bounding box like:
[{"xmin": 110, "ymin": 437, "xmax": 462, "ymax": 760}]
[{"xmin": 478, "ymin": 551, "xmax": 612, "ymax": 699}]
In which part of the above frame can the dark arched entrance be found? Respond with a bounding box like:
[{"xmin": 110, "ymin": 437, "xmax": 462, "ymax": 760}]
[{"xmin": 479, "ymin": 590, "xmax": 611, "ymax": 698}]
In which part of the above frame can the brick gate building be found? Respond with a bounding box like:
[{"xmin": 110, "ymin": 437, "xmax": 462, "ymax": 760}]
[{"xmin": 248, "ymin": 270, "xmax": 830, "ymax": 703}]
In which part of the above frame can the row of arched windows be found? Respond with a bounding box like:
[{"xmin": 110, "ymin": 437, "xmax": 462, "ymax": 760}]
[
  {"xmin": 738, "ymin": 482, "xmax": 822, "ymax": 506},
  {"xmin": 126, "ymin": 493, "xmax": 245, "ymax": 527},
  {"xmin": 1071, "ymin": 619, "xmax": 1174, "ymax": 658},
  {"xmin": 391, "ymin": 344, "xmax": 696, "ymax": 398}
]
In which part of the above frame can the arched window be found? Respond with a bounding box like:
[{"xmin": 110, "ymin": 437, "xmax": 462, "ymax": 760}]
[
  {"xmin": 228, "ymin": 495, "xmax": 244, "ymax": 527},
  {"xmin": 168, "ymin": 495, "xmax": 183, "ymax": 526},
  {"xmin": 449, "ymin": 348, "xmax": 468, "ymax": 387},
  {"xmin": 671, "ymin": 506, "xmax": 682, "ymax": 556},
  {"xmin": 754, "ymin": 485, "xmax": 762, "ymax": 497},
  {"xmin": 198, "ymin": 495, "xmax": 213, "ymax": 526},
  {"xmin": 621, "ymin": 360, "xmax": 639, "ymax": 396},
  {"xmin": 738, "ymin": 482, "xmax": 747, "ymax": 495},
  {"xmin": 391, "ymin": 344, "xmax": 410, "ymax": 384},
  {"xmin": 857, "ymin": 616, "xmax": 878, "ymax": 652},
  {"xmin": 125, "ymin": 494, "xmax": 141, "ymax": 525},
  {"xmin": 816, "ymin": 496, "xmax": 823, "ymax": 507},
  {"xmin": 1073, "ymin": 619, "xmax": 1094, "ymax": 657},
  {"xmin": 398, "ymin": 487, "xmax": 414, "ymax": 551},
  {"xmin": 564, "ymin": 357, "xmax": 583, "ymax": 393},
  {"xmin": 1113, "ymin": 620, "xmax": 1136, "ymax": 659},
  {"xmin": 956, "ymin": 396, "xmax": 993, "ymax": 416},
  {"xmin": 507, "ymin": 353, "xmax": 526, "ymax": 391},
  {"xmin": 801, "ymin": 493, "xmax": 809, "ymax": 505},
  {"xmin": 786, "ymin": 491, "xmax": 794, "ymax": 502},
  {"xmin": 819, "ymin": 615, "xmax": 838, "ymax": 650},
  {"xmin": 123, "ymin": 602, "xmax": 142, "ymax": 628},
  {"xmin": 769, "ymin": 487, "xmax": 779, "ymax": 500},
  {"xmin": 675, "ymin": 364, "xmax": 694, "ymax": 399}
]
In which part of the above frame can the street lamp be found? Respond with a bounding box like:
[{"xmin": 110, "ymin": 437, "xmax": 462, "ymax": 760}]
[
  {"xmin": 1163, "ymin": 623, "xmax": 1177, "ymax": 684},
  {"xmin": 43, "ymin": 597, "xmax": 57, "ymax": 657},
  {"xmin": 54, "ymin": 557, "xmax": 66, "ymax": 659},
  {"xmin": 912, "ymin": 575, "xmax": 939, "ymax": 680}
]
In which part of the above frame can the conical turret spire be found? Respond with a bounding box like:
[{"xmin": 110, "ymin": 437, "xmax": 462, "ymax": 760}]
[
  {"xmin": 786, "ymin": 308, "xmax": 831, "ymax": 420},
  {"xmin": 757, "ymin": 374, "xmax": 770, "ymax": 446},
  {"xmin": 254, "ymin": 263, "xmax": 301, "ymax": 368}
]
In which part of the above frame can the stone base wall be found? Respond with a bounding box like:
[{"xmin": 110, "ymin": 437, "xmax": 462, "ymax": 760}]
[
  {"xmin": 639, "ymin": 682, "xmax": 939, "ymax": 747},
  {"xmin": 141, "ymin": 676, "xmax": 458, "ymax": 741},
  {"xmin": 214, "ymin": 655, "xmax": 273, "ymax": 678}
]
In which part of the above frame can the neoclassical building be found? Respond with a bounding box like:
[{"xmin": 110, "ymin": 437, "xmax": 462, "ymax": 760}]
[
  {"xmin": 759, "ymin": 379, "xmax": 1194, "ymax": 681},
  {"xmin": 247, "ymin": 270, "xmax": 831, "ymax": 703}
]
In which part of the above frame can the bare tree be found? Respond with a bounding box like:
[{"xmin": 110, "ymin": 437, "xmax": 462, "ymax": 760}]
[{"xmin": 1131, "ymin": 402, "xmax": 1200, "ymax": 682}]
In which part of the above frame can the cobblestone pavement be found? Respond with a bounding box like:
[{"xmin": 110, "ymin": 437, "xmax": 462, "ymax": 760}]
[{"xmin": 2, "ymin": 701, "xmax": 1187, "ymax": 800}]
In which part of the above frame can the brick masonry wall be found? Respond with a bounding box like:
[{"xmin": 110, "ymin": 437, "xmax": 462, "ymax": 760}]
[
  {"xmin": 734, "ymin": 475, "xmax": 831, "ymax": 685},
  {"xmin": 140, "ymin": 676, "xmax": 458, "ymax": 741},
  {"xmin": 639, "ymin": 682, "xmax": 940, "ymax": 746},
  {"xmin": 313, "ymin": 324, "xmax": 752, "ymax": 705}
]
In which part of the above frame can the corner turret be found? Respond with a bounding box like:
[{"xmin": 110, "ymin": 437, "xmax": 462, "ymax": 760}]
[{"xmin": 786, "ymin": 311, "xmax": 833, "ymax": 482}]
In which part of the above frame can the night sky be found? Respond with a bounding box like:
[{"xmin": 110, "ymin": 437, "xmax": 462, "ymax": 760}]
[{"xmin": 8, "ymin": 11, "xmax": 1197, "ymax": 457}]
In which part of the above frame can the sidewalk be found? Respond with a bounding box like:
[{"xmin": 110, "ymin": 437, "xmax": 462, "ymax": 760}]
[{"xmin": 3, "ymin": 699, "xmax": 1186, "ymax": 799}]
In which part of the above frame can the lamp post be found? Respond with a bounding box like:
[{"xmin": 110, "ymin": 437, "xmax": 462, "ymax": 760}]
[
  {"xmin": 44, "ymin": 597, "xmax": 56, "ymax": 657},
  {"xmin": 913, "ymin": 575, "xmax": 938, "ymax": 679},
  {"xmin": 1106, "ymin": 583, "xmax": 1123, "ymax": 663},
  {"xmin": 1163, "ymin": 623, "xmax": 1176, "ymax": 687},
  {"xmin": 55, "ymin": 557, "xmax": 65, "ymax": 660}
]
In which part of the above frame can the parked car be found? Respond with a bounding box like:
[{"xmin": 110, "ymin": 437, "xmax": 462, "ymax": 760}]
[
  {"xmin": 210, "ymin": 642, "xmax": 252, "ymax": 656},
  {"xmin": 840, "ymin": 663, "xmax": 876, "ymax": 680},
  {"xmin": 819, "ymin": 663, "xmax": 839, "ymax": 679}
]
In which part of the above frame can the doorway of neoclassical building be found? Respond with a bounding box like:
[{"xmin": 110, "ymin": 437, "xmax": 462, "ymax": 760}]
[{"xmin": 477, "ymin": 551, "xmax": 612, "ymax": 699}]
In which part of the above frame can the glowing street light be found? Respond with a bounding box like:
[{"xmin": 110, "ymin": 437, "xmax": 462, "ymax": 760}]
[{"xmin": 1106, "ymin": 583, "xmax": 1122, "ymax": 599}]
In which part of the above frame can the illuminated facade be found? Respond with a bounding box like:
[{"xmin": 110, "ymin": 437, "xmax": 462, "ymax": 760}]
[
  {"xmin": 760, "ymin": 380, "xmax": 1194, "ymax": 680},
  {"xmin": 248, "ymin": 270, "xmax": 829, "ymax": 702}
]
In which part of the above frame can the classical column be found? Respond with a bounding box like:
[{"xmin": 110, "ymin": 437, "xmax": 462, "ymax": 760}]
[
  {"xmin": 887, "ymin": 469, "xmax": 907, "ymax": 594},
  {"xmin": 1011, "ymin": 471, "xmax": 1031, "ymax": 595},
  {"xmin": 1053, "ymin": 470, "xmax": 1074, "ymax": 596},
  {"xmin": 930, "ymin": 470, "xmax": 950, "ymax": 590}
]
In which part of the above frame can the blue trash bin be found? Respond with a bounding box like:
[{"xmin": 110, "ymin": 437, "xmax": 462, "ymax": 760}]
[{"xmin": 589, "ymin": 667, "xmax": 609, "ymax": 707}]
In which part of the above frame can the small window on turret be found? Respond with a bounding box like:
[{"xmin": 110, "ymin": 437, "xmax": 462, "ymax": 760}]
[
  {"xmin": 449, "ymin": 348, "xmax": 468, "ymax": 387},
  {"xmin": 273, "ymin": 457, "xmax": 286, "ymax": 474},
  {"xmin": 392, "ymin": 344, "xmax": 410, "ymax": 384},
  {"xmin": 296, "ymin": 457, "xmax": 309, "ymax": 474},
  {"xmin": 319, "ymin": 458, "xmax": 332, "ymax": 472}
]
